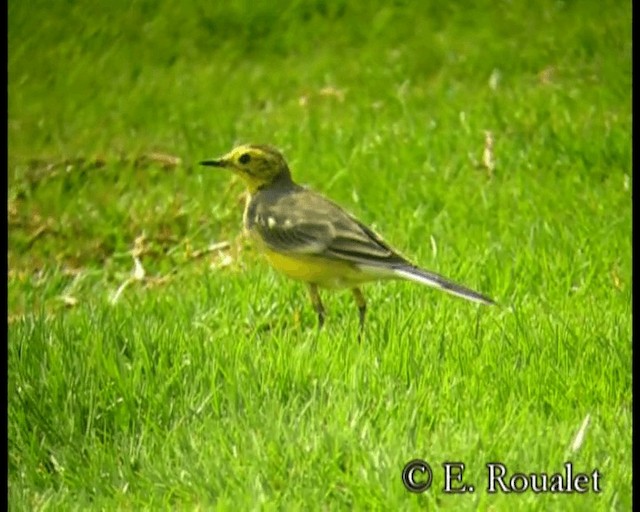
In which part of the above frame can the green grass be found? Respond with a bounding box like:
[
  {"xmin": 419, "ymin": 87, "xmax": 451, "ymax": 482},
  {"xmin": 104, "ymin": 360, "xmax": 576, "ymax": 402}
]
[{"xmin": 9, "ymin": 0, "xmax": 631, "ymax": 510}]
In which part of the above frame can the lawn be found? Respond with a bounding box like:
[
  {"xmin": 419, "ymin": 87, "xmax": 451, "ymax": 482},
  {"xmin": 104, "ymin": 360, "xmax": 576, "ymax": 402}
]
[{"xmin": 8, "ymin": 1, "xmax": 631, "ymax": 510}]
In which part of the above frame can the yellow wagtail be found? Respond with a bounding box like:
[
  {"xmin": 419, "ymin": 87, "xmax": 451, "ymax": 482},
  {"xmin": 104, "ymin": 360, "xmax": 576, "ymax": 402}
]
[{"xmin": 201, "ymin": 144, "xmax": 495, "ymax": 337}]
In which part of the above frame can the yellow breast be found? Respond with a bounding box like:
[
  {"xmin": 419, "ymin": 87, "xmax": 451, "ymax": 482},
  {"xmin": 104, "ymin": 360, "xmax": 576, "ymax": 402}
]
[
  {"xmin": 243, "ymin": 196, "xmax": 379, "ymax": 289},
  {"xmin": 262, "ymin": 248, "xmax": 371, "ymax": 289}
]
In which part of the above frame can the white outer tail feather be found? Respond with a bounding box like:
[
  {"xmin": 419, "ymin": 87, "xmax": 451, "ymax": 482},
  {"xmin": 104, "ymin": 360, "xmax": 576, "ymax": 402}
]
[{"xmin": 393, "ymin": 267, "xmax": 495, "ymax": 306}]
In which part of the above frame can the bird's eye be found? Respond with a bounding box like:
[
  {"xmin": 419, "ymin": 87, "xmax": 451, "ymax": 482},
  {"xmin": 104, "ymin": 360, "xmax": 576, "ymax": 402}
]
[{"xmin": 239, "ymin": 153, "xmax": 251, "ymax": 164}]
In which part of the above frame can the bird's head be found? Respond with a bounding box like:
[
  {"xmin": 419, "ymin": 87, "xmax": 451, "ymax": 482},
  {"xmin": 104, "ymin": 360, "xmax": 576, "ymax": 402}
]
[{"xmin": 200, "ymin": 144, "xmax": 292, "ymax": 193}]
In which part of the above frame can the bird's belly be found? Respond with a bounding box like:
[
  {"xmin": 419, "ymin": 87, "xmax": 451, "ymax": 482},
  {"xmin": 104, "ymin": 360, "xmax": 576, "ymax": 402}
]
[{"xmin": 262, "ymin": 249, "xmax": 371, "ymax": 289}]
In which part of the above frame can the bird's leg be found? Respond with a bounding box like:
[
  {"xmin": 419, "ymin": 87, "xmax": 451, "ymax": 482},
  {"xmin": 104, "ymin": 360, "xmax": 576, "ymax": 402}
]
[
  {"xmin": 307, "ymin": 284, "xmax": 325, "ymax": 330},
  {"xmin": 351, "ymin": 287, "xmax": 367, "ymax": 341}
]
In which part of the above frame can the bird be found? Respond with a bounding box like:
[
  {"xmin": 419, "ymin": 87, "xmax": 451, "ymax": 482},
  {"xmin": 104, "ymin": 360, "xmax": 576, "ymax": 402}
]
[{"xmin": 200, "ymin": 144, "xmax": 495, "ymax": 339}]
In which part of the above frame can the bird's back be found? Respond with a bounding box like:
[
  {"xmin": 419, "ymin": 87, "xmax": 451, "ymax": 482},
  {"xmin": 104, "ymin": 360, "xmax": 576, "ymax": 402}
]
[{"xmin": 246, "ymin": 183, "xmax": 410, "ymax": 268}]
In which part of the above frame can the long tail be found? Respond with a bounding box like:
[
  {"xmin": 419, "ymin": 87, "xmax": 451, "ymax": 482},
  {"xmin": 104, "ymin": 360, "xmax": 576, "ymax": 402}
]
[{"xmin": 393, "ymin": 265, "xmax": 496, "ymax": 306}]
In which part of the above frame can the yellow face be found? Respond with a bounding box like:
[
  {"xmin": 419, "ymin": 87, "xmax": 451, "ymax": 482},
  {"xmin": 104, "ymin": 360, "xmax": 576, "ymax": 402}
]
[{"xmin": 200, "ymin": 144, "xmax": 291, "ymax": 193}]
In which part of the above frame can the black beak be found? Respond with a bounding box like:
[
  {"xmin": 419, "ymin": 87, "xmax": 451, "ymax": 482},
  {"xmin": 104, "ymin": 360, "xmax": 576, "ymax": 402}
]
[{"xmin": 199, "ymin": 159, "xmax": 227, "ymax": 167}]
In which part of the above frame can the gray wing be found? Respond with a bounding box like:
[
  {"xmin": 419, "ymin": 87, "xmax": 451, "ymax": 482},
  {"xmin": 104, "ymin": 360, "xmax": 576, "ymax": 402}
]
[
  {"xmin": 250, "ymin": 189, "xmax": 408, "ymax": 266},
  {"xmin": 249, "ymin": 188, "xmax": 497, "ymax": 306}
]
